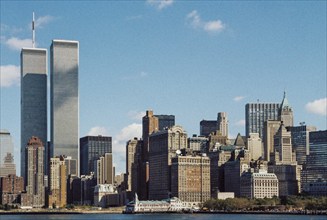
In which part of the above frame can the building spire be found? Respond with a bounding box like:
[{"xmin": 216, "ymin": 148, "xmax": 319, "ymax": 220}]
[{"xmin": 32, "ymin": 12, "xmax": 35, "ymax": 48}]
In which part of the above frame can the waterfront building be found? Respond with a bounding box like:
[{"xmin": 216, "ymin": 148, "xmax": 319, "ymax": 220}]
[
  {"xmin": 302, "ymin": 130, "xmax": 327, "ymax": 195},
  {"xmin": 240, "ymin": 169, "xmax": 279, "ymax": 199},
  {"xmin": 21, "ymin": 48, "xmax": 47, "ymax": 182},
  {"xmin": 245, "ymin": 102, "xmax": 280, "ymax": 138},
  {"xmin": 278, "ymin": 91, "xmax": 294, "ymax": 128},
  {"xmin": 217, "ymin": 192, "xmax": 235, "ymax": 200},
  {"xmin": 0, "ymin": 130, "xmax": 16, "ymax": 177},
  {"xmin": 171, "ymin": 155, "xmax": 210, "ymax": 206},
  {"xmin": 21, "ymin": 136, "xmax": 45, "ymax": 208},
  {"xmin": 96, "ymin": 153, "xmax": 113, "ymax": 185},
  {"xmin": 0, "ymin": 174, "xmax": 24, "ymax": 205},
  {"xmin": 247, "ymin": 133, "xmax": 262, "ymax": 161},
  {"xmin": 155, "ymin": 114, "xmax": 175, "ymax": 130},
  {"xmin": 48, "ymin": 156, "xmax": 67, "ymax": 208},
  {"xmin": 126, "ymin": 138, "xmax": 143, "ymax": 196},
  {"xmin": 217, "ymin": 112, "xmax": 228, "ymax": 138},
  {"xmin": 148, "ymin": 125, "xmax": 187, "ymax": 200},
  {"xmin": 188, "ymin": 135, "xmax": 208, "ymax": 152},
  {"xmin": 50, "ymin": 39, "xmax": 79, "ymax": 176},
  {"xmin": 94, "ymin": 184, "xmax": 121, "ymax": 207},
  {"xmin": 263, "ymin": 120, "xmax": 281, "ymax": 161},
  {"xmin": 125, "ymin": 194, "xmax": 191, "ymax": 213},
  {"xmin": 80, "ymin": 135, "xmax": 112, "ymax": 175},
  {"xmin": 288, "ymin": 125, "xmax": 316, "ymax": 166},
  {"xmin": 200, "ymin": 120, "xmax": 217, "ymax": 137}
]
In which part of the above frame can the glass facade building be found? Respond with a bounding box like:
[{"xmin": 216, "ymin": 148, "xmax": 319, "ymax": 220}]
[
  {"xmin": 80, "ymin": 136, "xmax": 112, "ymax": 175},
  {"xmin": 20, "ymin": 48, "xmax": 47, "ymax": 181},
  {"xmin": 50, "ymin": 40, "xmax": 79, "ymax": 176},
  {"xmin": 245, "ymin": 103, "xmax": 280, "ymax": 138}
]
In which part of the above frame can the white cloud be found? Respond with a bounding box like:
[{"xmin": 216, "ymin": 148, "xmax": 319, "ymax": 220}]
[
  {"xmin": 112, "ymin": 123, "xmax": 142, "ymax": 174},
  {"xmin": 305, "ymin": 98, "xmax": 327, "ymax": 116},
  {"xmin": 233, "ymin": 96, "xmax": 245, "ymax": 102},
  {"xmin": 235, "ymin": 119, "xmax": 245, "ymax": 127},
  {"xmin": 186, "ymin": 10, "xmax": 225, "ymax": 33},
  {"xmin": 0, "ymin": 65, "xmax": 20, "ymax": 87},
  {"xmin": 87, "ymin": 126, "xmax": 110, "ymax": 136},
  {"xmin": 128, "ymin": 110, "xmax": 145, "ymax": 122},
  {"xmin": 34, "ymin": 15, "xmax": 55, "ymax": 28},
  {"xmin": 147, "ymin": 0, "xmax": 174, "ymax": 10},
  {"xmin": 5, "ymin": 37, "xmax": 33, "ymax": 50}
]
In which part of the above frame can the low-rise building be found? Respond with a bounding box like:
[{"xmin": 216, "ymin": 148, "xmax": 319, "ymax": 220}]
[{"xmin": 240, "ymin": 169, "xmax": 279, "ymax": 199}]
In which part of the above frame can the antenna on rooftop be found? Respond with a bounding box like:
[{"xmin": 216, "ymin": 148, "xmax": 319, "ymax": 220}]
[{"xmin": 32, "ymin": 12, "xmax": 35, "ymax": 48}]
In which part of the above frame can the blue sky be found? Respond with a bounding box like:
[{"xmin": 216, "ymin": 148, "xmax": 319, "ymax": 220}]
[{"xmin": 1, "ymin": 1, "xmax": 326, "ymax": 174}]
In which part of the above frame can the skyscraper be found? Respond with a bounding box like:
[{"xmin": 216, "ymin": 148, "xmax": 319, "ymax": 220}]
[
  {"xmin": 217, "ymin": 112, "xmax": 228, "ymax": 137},
  {"xmin": 200, "ymin": 120, "xmax": 217, "ymax": 137},
  {"xmin": 126, "ymin": 138, "xmax": 143, "ymax": 196},
  {"xmin": 96, "ymin": 153, "xmax": 113, "ymax": 185},
  {"xmin": 22, "ymin": 136, "xmax": 45, "ymax": 208},
  {"xmin": 245, "ymin": 103, "xmax": 280, "ymax": 138},
  {"xmin": 50, "ymin": 39, "xmax": 79, "ymax": 176},
  {"xmin": 80, "ymin": 135, "xmax": 112, "ymax": 175},
  {"xmin": 148, "ymin": 125, "xmax": 187, "ymax": 200},
  {"xmin": 0, "ymin": 130, "xmax": 16, "ymax": 177},
  {"xmin": 154, "ymin": 115, "xmax": 175, "ymax": 131},
  {"xmin": 21, "ymin": 48, "xmax": 47, "ymax": 182},
  {"xmin": 49, "ymin": 156, "xmax": 67, "ymax": 208}
]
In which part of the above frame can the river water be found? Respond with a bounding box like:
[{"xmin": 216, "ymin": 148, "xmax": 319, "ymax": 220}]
[{"xmin": 1, "ymin": 213, "xmax": 326, "ymax": 220}]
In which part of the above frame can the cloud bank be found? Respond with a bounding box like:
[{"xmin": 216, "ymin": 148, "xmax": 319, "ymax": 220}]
[{"xmin": 305, "ymin": 98, "xmax": 327, "ymax": 116}]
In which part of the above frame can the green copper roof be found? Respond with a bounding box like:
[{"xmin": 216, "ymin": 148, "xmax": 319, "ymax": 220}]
[{"xmin": 280, "ymin": 91, "xmax": 291, "ymax": 109}]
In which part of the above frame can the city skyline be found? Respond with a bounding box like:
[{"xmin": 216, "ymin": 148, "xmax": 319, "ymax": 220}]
[{"xmin": 1, "ymin": 1, "xmax": 326, "ymax": 174}]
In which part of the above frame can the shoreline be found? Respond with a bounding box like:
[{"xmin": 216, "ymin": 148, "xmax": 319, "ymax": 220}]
[{"xmin": 0, "ymin": 210, "xmax": 326, "ymax": 215}]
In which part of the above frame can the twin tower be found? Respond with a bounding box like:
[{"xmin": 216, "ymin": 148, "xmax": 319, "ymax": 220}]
[{"xmin": 21, "ymin": 40, "xmax": 79, "ymax": 182}]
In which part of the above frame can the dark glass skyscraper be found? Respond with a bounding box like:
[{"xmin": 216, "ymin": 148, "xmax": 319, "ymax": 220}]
[
  {"xmin": 80, "ymin": 135, "xmax": 112, "ymax": 175},
  {"xmin": 21, "ymin": 48, "xmax": 47, "ymax": 182},
  {"xmin": 154, "ymin": 115, "xmax": 175, "ymax": 131}
]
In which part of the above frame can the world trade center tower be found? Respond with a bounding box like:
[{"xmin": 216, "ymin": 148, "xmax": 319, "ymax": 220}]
[
  {"xmin": 50, "ymin": 40, "xmax": 79, "ymax": 176},
  {"xmin": 21, "ymin": 48, "xmax": 47, "ymax": 183}
]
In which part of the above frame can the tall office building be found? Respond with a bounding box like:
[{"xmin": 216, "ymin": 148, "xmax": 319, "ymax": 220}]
[
  {"xmin": 289, "ymin": 125, "xmax": 316, "ymax": 165},
  {"xmin": 263, "ymin": 120, "xmax": 281, "ymax": 162},
  {"xmin": 154, "ymin": 115, "xmax": 175, "ymax": 131},
  {"xmin": 22, "ymin": 136, "xmax": 45, "ymax": 208},
  {"xmin": 272, "ymin": 123, "xmax": 296, "ymax": 164},
  {"xmin": 21, "ymin": 48, "xmax": 47, "ymax": 182},
  {"xmin": 171, "ymin": 155, "xmax": 210, "ymax": 206},
  {"xmin": 80, "ymin": 136, "xmax": 112, "ymax": 175},
  {"xmin": 278, "ymin": 92, "xmax": 293, "ymax": 128},
  {"xmin": 217, "ymin": 112, "xmax": 228, "ymax": 137},
  {"xmin": 0, "ymin": 130, "xmax": 16, "ymax": 177},
  {"xmin": 200, "ymin": 120, "xmax": 217, "ymax": 137},
  {"xmin": 245, "ymin": 103, "xmax": 280, "ymax": 138},
  {"xmin": 140, "ymin": 110, "xmax": 159, "ymax": 199},
  {"xmin": 96, "ymin": 153, "xmax": 113, "ymax": 185},
  {"xmin": 247, "ymin": 133, "xmax": 262, "ymax": 161},
  {"xmin": 148, "ymin": 126, "xmax": 187, "ymax": 200},
  {"xmin": 48, "ymin": 156, "xmax": 67, "ymax": 208},
  {"xmin": 126, "ymin": 138, "xmax": 143, "ymax": 195},
  {"xmin": 50, "ymin": 40, "xmax": 79, "ymax": 176},
  {"xmin": 302, "ymin": 130, "xmax": 327, "ymax": 195}
]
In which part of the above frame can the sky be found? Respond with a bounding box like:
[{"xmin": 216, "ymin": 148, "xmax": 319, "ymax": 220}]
[{"xmin": 1, "ymin": 1, "xmax": 326, "ymax": 175}]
